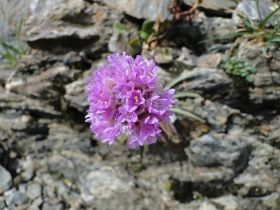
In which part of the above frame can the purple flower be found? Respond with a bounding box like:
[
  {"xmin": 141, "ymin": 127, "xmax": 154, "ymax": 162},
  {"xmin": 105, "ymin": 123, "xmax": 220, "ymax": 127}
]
[{"xmin": 86, "ymin": 52, "xmax": 177, "ymax": 148}]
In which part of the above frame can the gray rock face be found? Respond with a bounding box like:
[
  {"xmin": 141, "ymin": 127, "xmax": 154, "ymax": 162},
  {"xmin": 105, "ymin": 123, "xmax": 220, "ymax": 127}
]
[
  {"xmin": 27, "ymin": 183, "xmax": 42, "ymax": 200},
  {"xmin": 6, "ymin": 191, "xmax": 29, "ymax": 206},
  {"xmin": 232, "ymin": 0, "xmax": 275, "ymax": 26},
  {"xmin": 0, "ymin": 87, "xmax": 61, "ymax": 118},
  {"xmin": 48, "ymin": 155, "xmax": 76, "ymax": 181},
  {"xmin": 185, "ymin": 134, "xmax": 250, "ymax": 172},
  {"xmin": 183, "ymin": 0, "xmax": 236, "ymax": 15},
  {"xmin": 42, "ymin": 203, "xmax": 64, "ymax": 210},
  {"xmin": 0, "ymin": 0, "xmax": 122, "ymax": 53},
  {"xmin": 102, "ymin": 0, "xmax": 173, "ymax": 22},
  {"xmin": 0, "ymin": 165, "xmax": 12, "ymax": 193},
  {"xmin": 176, "ymin": 68, "xmax": 232, "ymax": 101},
  {"xmin": 77, "ymin": 166, "xmax": 137, "ymax": 209},
  {"xmin": 233, "ymin": 137, "xmax": 280, "ymax": 197}
]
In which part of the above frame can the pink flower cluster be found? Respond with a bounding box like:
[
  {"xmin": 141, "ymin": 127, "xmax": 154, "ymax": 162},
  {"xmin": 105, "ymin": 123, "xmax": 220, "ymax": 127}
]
[{"xmin": 86, "ymin": 52, "xmax": 176, "ymax": 148}]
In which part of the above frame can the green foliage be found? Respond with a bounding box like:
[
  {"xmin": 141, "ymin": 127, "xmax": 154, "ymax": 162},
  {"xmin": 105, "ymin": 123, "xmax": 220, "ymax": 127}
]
[
  {"xmin": 165, "ymin": 183, "xmax": 172, "ymax": 192},
  {"xmin": 113, "ymin": 22, "xmax": 128, "ymax": 33},
  {"xmin": 220, "ymin": 57, "xmax": 257, "ymax": 82},
  {"xmin": 236, "ymin": 5, "xmax": 280, "ymax": 42},
  {"xmin": 170, "ymin": 108, "xmax": 205, "ymax": 123},
  {"xmin": 193, "ymin": 191, "xmax": 204, "ymax": 202},
  {"xmin": 139, "ymin": 20, "xmax": 157, "ymax": 41},
  {"xmin": 0, "ymin": 20, "xmax": 29, "ymax": 66}
]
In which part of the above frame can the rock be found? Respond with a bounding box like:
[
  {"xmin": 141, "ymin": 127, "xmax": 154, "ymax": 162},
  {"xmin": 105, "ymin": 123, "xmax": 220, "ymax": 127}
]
[
  {"xmin": 203, "ymin": 16, "xmax": 237, "ymax": 45},
  {"xmin": 48, "ymin": 154, "xmax": 76, "ymax": 181},
  {"xmin": 0, "ymin": 197, "xmax": 6, "ymax": 210},
  {"xmin": 0, "ymin": 87, "xmax": 61, "ymax": 118},
  {"xmin": 197, "ymin": 53, "xmax": 222, "ymax": 68},
  {"xmin": 175, "ymin": 47, "xmax": 198, "ymax": 68},
  {"xmin": 26, "ymin": 183, "xmax": 42, "ymax": 200},
  {"xmin": 62, "ymin": 191, "xmax": 81, "ymax": 207},
  {"xmin": 67, "ymin": 91, "xmax": 89, "ymax": 112},
  {"xmin": 0, "ymin": 0, "xmax": 122, "ymax": 54},
  {"xmin": 0, "ymin": 114, "xmax": 34, "ymax": 132},
  {"xmin": 198, "ymin": 202, "xmax": 217, "ymax": 210},
  {"xmin": 234, "ymin": 41, "xmax": 280, "ymax": 107},
  {"xmin": 154, "ymin": 47, "xmax": 174, "ymax": 64},
  {"xmin": 183, "ymin": 0, "xmax": 236, "ymax": 15},
  {"xmin": 65, "ymin": 80, "xmax": 86, "ymax": 97},
  {"xmin": 263, "ymin": 192, "xmax": 280, "ymax": 209},
  {"xmin": 32, "ymin": 197, "xmax": 43, "ymax": 207},
  {"xmin": 27, "ymin": 205, "xmax": 40, "ymax": 210},
  {"xmin": 42, "ymin": 203, "xmax": 64, "ymax": 210},
  {"xmin": 232, "ymin": 0, "xmax": 276, "ymax": 26},
  {"xmin": 0, "ymin": 165, "xmax": 12, "ymax": 193},
  {"xmin": 64, "ymin": 79, "xmax": 89, "ymax": 112},
  {"xmin": 102, "ymin": 0, "xmax": 173, "ymax": 22},
  {"xmin": 185, "ymin": 134, "xmax": 250, "ymax": 173},
  {"xmin": 175, "ymin": 68, "xmax": 232, "ymax": 101},
  {"xmin": 5, "ymin": 191, "xmax": 29, "ymax": 206},
  {"xmin": 0, "ymin": 66, "xmax": 13, "ymax": 86},
  {"xmin": 77, "ymin": 166, "xmax": 137, "ymax": 209},
  {"xmin": 19, "ymin": 158, "xmax": 35, "ymax": 182},
  {"xmin": 233, "ymin": 138, "xmax": 280, "ymax": 197},
  {"xmin": 42, "ymin": 123, "xmax": 94, "ymax": 153},
  {"xmin": 5, "ymin": 65, "xmax": 80, "ymax": 107},
  {"xmin": 211, "ymin": 195, "xmax": 239, "ymax": 210}
]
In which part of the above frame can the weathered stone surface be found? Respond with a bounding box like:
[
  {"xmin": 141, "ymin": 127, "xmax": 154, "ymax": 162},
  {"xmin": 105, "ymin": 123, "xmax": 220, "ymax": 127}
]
[
  {"xmin": 102, "ymin": 0, "xmax": 173, "ymax": 22},
  {"xmin": 232, "ymin": 0, "xmax": 276, "ymax": 26},
  {"xmin": 197, "ymin": 53, "xmax": 222, "ymax": 68},
  {"xmin": 0, "ymin": 0, "xmax": 122, "ymax": 54},
  {"xmin": 48, "ymin": 154, "xmax": 76, "ymax": 181},
  {"xmin": 5, "ymin": 191, "xmax": 29, "ymax": 206},
  {"xmin": 185, "ymin": 134, "xmax": 250, "ymax": 173},
  {"xmin": 233, "ymin": 136, "xmax": 280, "ymax": 197},
  {"xmin": 0, "ymin": 87, "xmax": 61, "ymax": 117},
  {"xmin": 64, "ymin": 79, "xmax": 88, "ymax": 112},
  {"xmin": 183, "ymin": 0, "xmax": 236, "ymax": 15},
  {"xmin": 5, "ymin": 65, "xmax": 80, "ymax": 104},
  {"xmin": 42, "ymin": 203, "xmax": 64, "ymax": 210},
  {"xmin": 211, "ymin": 195, "xmax": 239, "ymax": 210},
  {"xmin": 0, "ymin": 165, "xmax": 12, "ymax": 193},
  {"xmin": 175, "ymin": 68, "xmax": 232, "ymax": 101},
  {"xmin": 236, "ymin": 41, "xmax": 280, "ymax": 105},
  {"xmin": 77, "ymin": 166, "xmax": 137, "ymax": 209},
  {"xmin": 27, "ymin": 183, "xmax": 42, "ymax": 200}
]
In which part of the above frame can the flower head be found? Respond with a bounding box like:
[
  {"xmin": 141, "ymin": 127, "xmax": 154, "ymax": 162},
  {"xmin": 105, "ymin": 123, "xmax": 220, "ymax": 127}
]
[{"xmin": 86, "ymin": 52, "xmax": 176, "ymax": 148}]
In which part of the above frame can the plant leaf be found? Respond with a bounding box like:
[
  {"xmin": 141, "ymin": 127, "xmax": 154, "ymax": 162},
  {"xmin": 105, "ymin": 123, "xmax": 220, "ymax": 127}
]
[
  {"xmin": 173, "ymin": 92, "xmax": 202, "ymax": 98},
  {"xmin": 269, "ymin": 38, "xmax": 280, "ymax": 43},
  {"xmin": 140, "ymin": 31, "xmax": 149, "ymax": 40},
  {"xmin": 17, "ymin": 19, "xmax": 26, "ymax": 54},
  {"xmin": 201, "ymin": 32, "xmax": 248, "ymax": 43},
  {"xmin": 2, "ymin": 41, "xmax": 21, "ymax": 55},
  {"xmin": 113, "ymin": 22, "xmax": 128, "ymax": 33},
  {"xmin": 170, "ymin": 108, "xmax": 205, "ymax": 123},
  {"xmin": 141, "ymin": 20, "xmax": 155, "ymax": 33},
  {"xmin": 258, "ymin": 5, "xmax": 280, "ymax": 29},
  {"xmin": 245, "ymin": 75, "xmax": 253, "ymax": 82},
  {"xmin": 163, "ymin": 71, "xmax": 198, "ymax": 90}
]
